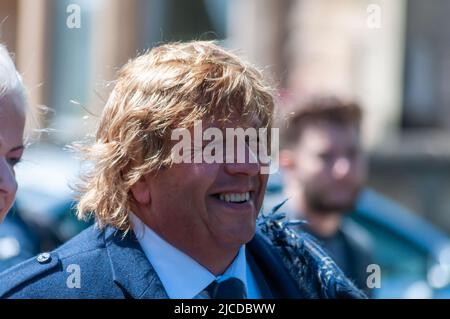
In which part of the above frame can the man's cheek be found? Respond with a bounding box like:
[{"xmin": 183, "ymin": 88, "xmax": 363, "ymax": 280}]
[{"xmin": 260, "ymin": 175, "xmax": 269, "ymax": 189}]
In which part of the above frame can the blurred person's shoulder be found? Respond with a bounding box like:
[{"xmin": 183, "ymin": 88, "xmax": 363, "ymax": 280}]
[
  {"xmin": 341, "ymin": 217, "xmax": 375, "ymax": 261},
  {"xmin": 0, "ymin": 224, "xmax": 122, "ymax": 298}
]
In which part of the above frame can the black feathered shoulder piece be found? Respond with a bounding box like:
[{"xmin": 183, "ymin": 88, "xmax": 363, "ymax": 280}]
[{"xmin": 257, "ymin": 199, "xmax": 367, "ymax": 299}]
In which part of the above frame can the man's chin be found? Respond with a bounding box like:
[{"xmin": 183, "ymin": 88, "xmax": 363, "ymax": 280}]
[
  {"xmin": 0, "ymin": 206, "xmax": 9, "ymax": 222},
  {"xmin": 219, "ymin": 225, "xmax": 256, "ymax": 247}
]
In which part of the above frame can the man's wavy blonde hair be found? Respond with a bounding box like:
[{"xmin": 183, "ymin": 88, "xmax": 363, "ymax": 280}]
[{"xmin": 75, "ymin": 41, "xmax": 275, "ymax": 231}]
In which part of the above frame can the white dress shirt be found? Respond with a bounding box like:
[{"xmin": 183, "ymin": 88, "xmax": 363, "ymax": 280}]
[{"xmin": 129, "ymin": 213, "xmax": 263, "ymax": 299}]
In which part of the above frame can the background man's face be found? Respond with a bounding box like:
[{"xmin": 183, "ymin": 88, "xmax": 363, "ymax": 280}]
[
  {"xmin": 291, "ymin": 121, "xmax": 367, "ymax": 213},
  {"xmin": 140, "ymin": 118, "xmax": 269, "ymax": 251}
]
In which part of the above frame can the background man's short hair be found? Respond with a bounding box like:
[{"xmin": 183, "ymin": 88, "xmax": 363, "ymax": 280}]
[{"xmin": 281, "ymin": 95, "xmax": 363, "ymax": 148}]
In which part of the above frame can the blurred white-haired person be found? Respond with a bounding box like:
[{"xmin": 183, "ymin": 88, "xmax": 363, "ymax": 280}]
[{"xmin": 0, "ymin": 44, "xmax": 26, "ymax": 222}]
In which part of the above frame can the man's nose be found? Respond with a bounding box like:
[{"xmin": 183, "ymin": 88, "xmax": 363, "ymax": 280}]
[
  {"xmin": 0, "ymin": 157, "xmax": 18, "ymax": 198},
  {"xmin": 332, "ymin": 157, "xmax": 351, "ymax": 180},
  {"xmin": 224, "ymin": 144, "xmax": 261, "ymax": 176}
]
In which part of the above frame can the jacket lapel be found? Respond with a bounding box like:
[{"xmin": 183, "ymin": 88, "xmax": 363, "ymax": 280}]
[
  {"xmin": 246, "ymin": 248, "xmax": 274, "ymax": 298},
  {"xmin": 104, "ymin": 226, "xmax": 169, "ymax": 299},
  {"xmin": 104, "ymin": 226, "xmax": 303, "ymax": 299},
  {"xmin": 247, "ymin": 231, "xmax": 304, "ymax": 299}
]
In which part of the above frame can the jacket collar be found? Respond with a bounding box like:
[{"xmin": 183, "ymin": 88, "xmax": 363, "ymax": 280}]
[
  {"xmin": 103, "ymin": 226, "xmax": 169, "ymax": 299},
  {"xmin": 103, "ymin": 225, "xmax": 302, "ymax": 299}
]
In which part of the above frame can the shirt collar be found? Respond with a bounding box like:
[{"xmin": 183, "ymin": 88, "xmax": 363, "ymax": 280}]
[{"xmin": 129, "ymin": 213, "xmax": 248, "ymax": 299}]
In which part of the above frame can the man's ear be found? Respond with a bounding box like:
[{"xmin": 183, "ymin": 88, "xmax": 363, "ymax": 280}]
[
  {"xmin": 130, "ymin": 175, "xmax": 151, "ymax": 205},
  {"xmin": 279, "ymin": 149, "xmax": 296, "ymax": 170}
]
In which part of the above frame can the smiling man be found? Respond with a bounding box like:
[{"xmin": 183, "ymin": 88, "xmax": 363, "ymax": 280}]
[{"xmin": 0, "ymin": 41, "xmax": 365, "ymax": 299}]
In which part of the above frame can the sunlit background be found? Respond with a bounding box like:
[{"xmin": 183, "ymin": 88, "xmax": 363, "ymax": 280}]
[{"xmin": 2, "ymin": 0, "xmax": 450, "ymax": 298}]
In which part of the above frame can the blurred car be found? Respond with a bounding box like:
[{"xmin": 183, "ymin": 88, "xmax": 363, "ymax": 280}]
[
  {"xmin": 0, "ymin": 205, "xmax": 41, "ymax": 272},
  {"xmin": 264, "ymin": 171, "xmax": 450, "ymax": 299},
  {"xmin": 353, "ymin": 189, "xmax": 450, "ymax": 298}
]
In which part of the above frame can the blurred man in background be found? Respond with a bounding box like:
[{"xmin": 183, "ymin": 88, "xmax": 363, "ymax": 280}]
[{"xmin": 280, "ymin": 96, "xmax": 374, "ymax": 296}]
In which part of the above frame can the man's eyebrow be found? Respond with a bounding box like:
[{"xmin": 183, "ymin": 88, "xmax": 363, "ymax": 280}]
[{"xmin": 9, "ymin": 145, "xmax": 25, "ymax": 152}]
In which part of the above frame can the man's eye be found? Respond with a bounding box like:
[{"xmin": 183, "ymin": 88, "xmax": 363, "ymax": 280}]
[
  {"xmin": 7, "ymin": 157, "xmax": 22, "ymax": 166},
  {"xmin": 347, "ymin": 149, "xmax": 359, "ymax": 159},
  {"xmin": 245, "ymin": 136, "xmax": 259, "ymax": 146},
  {"xmin": 319, "ymin": 154, "xmax": 333, "ymax": 163}
]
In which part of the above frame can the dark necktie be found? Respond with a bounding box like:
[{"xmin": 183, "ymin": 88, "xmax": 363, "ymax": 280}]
[{"xmin": 206, "ymin": 278, "xmax": 247, "ymax": 299}]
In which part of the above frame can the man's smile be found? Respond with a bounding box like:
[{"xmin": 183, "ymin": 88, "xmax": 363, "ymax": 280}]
[{"xmin": 209, "ymin": 190, "xmax": 256, "ymax": 212}]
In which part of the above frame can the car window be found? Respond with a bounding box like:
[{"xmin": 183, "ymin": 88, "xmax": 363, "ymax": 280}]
[{"xmin": 351, "ymin": 213, "xmax": 429, "ymax": 297}]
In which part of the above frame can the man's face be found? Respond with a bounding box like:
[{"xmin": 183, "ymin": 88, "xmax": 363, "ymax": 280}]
[
  {"xmin": 134, "ymin": 118, "xmax": 269, "ymax": 251},
  {"xmin": 288, "ymin": 121, "xmax": 366, "ymax": 214}
]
